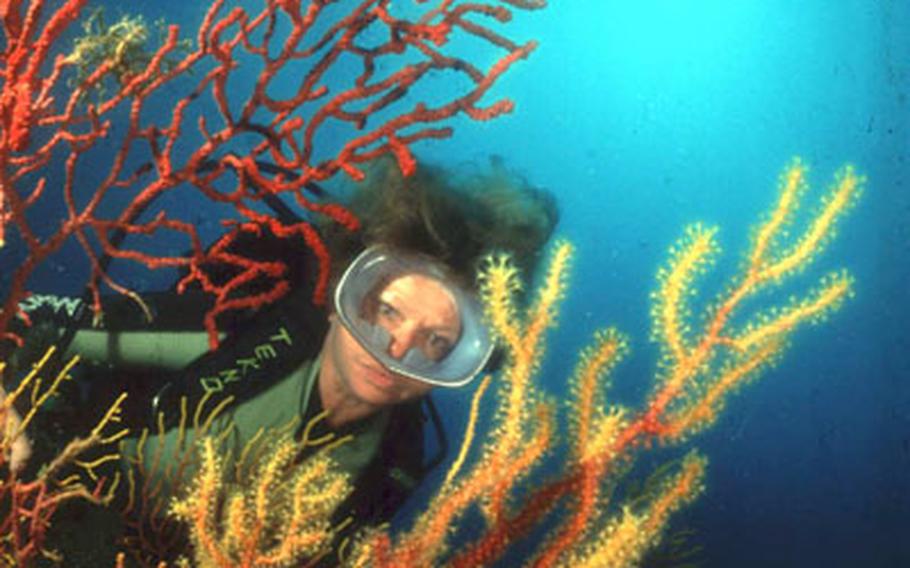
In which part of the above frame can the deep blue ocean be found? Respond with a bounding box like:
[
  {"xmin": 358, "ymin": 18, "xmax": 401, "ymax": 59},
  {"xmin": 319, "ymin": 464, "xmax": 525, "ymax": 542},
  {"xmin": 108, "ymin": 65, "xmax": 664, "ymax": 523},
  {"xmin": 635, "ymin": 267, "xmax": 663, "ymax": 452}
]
[
  {"xmin": 3, "ymin": 1, "xmax": 908, "ymax": 566},
  {"xmin": 421, "ymin": 2, "xmax": 910, "ymax": 566}
]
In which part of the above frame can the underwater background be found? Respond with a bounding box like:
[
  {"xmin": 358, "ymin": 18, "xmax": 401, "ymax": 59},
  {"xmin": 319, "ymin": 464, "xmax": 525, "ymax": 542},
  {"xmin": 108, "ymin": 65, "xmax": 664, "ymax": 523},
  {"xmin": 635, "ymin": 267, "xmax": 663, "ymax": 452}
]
[
  {"xmin": 432, "ymin": 2, "xmax": 909, "ymax": 566},
  {"xmin": 3, "ymin": 0, "xmax": 907, "ymax": 566}
]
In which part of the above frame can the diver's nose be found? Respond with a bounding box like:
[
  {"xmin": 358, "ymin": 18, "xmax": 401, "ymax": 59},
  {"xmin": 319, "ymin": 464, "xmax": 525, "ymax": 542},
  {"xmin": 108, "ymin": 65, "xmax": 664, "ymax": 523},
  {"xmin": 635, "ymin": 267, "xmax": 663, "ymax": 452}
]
[{"xmin": 386, "ymin": 323, "xmax": 418, "ymax": 360}]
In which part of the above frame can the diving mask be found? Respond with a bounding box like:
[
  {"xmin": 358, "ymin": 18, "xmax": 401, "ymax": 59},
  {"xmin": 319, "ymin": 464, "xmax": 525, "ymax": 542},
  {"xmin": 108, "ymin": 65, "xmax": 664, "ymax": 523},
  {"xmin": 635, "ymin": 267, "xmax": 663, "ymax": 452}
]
[{"xmin": 334, "ymin": 245, "xmax": 493, "ymax": 387}]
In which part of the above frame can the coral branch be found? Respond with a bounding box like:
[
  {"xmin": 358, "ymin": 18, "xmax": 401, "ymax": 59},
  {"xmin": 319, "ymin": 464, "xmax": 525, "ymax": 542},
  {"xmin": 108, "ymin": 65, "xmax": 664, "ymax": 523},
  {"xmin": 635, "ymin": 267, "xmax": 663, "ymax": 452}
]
[
  {"xmin": 358, "ymin": 160, "xmax": 861, "ymax": 567},
  {"xmin": 0, "ymin": 0, "xmax": 544, "ymax": 350},
  {"xmin": 170, "ymin": 433, "xmax": 352, "ymax": 567},
  {"xmin": 0, "ymin": 347, "xmax": 127, "ymax": 565}
]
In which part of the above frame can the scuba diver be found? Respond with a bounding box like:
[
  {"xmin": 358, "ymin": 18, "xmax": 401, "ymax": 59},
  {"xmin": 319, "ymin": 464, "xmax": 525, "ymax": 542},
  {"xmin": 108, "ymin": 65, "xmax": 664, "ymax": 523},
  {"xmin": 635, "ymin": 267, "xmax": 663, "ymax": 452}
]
[{"xmin": 0, "ymin": 157, "xmax": 558, "ymax": 564}]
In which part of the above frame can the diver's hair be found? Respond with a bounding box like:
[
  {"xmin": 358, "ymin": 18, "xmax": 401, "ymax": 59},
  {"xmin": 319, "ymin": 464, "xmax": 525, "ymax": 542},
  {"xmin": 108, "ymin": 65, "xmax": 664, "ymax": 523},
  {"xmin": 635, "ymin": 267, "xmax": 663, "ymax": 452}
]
[{"xmin": 320, "ymin": 156, "xmax": 559, "ymax": 293}]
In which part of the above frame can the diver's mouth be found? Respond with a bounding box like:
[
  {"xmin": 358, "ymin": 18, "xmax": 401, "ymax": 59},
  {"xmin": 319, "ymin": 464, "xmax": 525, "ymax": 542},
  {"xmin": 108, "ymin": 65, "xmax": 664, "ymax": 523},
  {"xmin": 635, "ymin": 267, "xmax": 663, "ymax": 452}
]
[{"xmin": 361, "ymin": 362, "xmax": 396, "ymax": 390}]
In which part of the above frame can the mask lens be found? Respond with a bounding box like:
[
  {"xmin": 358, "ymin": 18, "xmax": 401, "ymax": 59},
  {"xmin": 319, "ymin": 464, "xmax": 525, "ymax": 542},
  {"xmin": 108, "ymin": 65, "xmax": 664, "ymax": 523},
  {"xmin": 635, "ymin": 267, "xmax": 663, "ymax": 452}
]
[
  {"xmin": 335, "ymin": 246, "xmax": 493, "ymax": 387},
  {"xmin": 365, "ymin": 274, "xmax": 461, "ymax": 360}
]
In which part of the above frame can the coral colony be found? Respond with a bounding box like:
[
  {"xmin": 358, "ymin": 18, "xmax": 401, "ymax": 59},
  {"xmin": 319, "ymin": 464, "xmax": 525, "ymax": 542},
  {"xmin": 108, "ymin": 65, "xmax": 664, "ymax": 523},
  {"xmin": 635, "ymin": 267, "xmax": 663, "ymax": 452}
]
[
  {"xmin": 0, "ymin": 1, "xmax": 861, "ymax": 566},
  {"xmin": 0, "ymin": 0, "xmax": 543, "ymax": 564}
]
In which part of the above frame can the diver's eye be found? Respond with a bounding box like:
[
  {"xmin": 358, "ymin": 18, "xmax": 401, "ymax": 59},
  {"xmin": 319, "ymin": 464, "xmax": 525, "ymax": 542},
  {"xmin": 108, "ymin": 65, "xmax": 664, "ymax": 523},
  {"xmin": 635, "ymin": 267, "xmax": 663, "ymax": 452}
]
[
  {"xmin": 424, "ymin": 331, "xmax": 453, "ymax": 360},
  {"xmin": 376, "ymin": 301, "xmax": 400, "ymax": 322}
]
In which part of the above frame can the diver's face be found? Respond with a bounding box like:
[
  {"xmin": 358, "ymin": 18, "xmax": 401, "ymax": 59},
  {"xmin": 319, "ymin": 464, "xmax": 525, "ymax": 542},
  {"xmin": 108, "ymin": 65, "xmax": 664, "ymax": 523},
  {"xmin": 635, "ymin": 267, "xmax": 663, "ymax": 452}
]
[{"xmin": 325, "ymin": 273, "xmax": 461, "ymax": 407}]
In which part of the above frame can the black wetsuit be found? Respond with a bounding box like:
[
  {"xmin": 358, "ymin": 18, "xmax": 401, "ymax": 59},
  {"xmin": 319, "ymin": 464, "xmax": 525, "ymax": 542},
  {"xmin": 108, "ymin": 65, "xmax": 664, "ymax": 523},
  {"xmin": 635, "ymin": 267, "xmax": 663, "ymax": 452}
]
[{"xmin": 2, "ymin": 241, "xmax": 437, "ymax": 566}]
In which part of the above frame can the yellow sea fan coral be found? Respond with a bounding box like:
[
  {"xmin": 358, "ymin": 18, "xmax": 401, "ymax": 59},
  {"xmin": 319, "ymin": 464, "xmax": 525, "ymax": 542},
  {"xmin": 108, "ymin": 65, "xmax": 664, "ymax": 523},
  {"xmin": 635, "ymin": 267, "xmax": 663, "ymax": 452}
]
[
  {"xmin": 312, "ymin": 160, "xmax": 862, "ymax": 568},
  {"xmin": 564, "ymin": 452, "xmax": 706, "ymax": 568},
  {"xmin": 169, "ymin": 434, "xmax": 351, "ymax": 567}
]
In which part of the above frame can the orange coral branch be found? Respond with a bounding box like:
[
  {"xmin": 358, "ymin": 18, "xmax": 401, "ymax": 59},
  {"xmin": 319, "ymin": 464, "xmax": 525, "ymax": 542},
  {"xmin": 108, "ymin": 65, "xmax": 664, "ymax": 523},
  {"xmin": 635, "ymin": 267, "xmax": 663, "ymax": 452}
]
[
  {"xmin": 430, "ymin": 161, "xmax": 861, "ymax": 566},
  {"xmin": 0, "ymin": 0, "xmax": 544, "ymax": 352}
]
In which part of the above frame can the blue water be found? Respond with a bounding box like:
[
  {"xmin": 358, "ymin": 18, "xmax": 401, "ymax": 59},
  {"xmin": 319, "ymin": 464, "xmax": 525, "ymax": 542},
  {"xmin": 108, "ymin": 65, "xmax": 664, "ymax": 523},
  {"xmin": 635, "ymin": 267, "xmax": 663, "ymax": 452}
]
[
  {"xmin": 470, "ymin": 2, "xmax": 908, "ymax": 566},
  {"xmin": 4, "ymin": 1, "xmax": 908, "ymax": 566}
]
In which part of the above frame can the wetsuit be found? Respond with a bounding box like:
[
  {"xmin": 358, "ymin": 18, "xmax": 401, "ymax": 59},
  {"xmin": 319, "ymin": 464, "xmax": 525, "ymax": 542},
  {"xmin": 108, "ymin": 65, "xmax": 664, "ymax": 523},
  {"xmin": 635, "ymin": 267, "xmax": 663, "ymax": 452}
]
[{"xmin": 4, "ymin": 246, "xmax": 434, "ymax": 565}]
